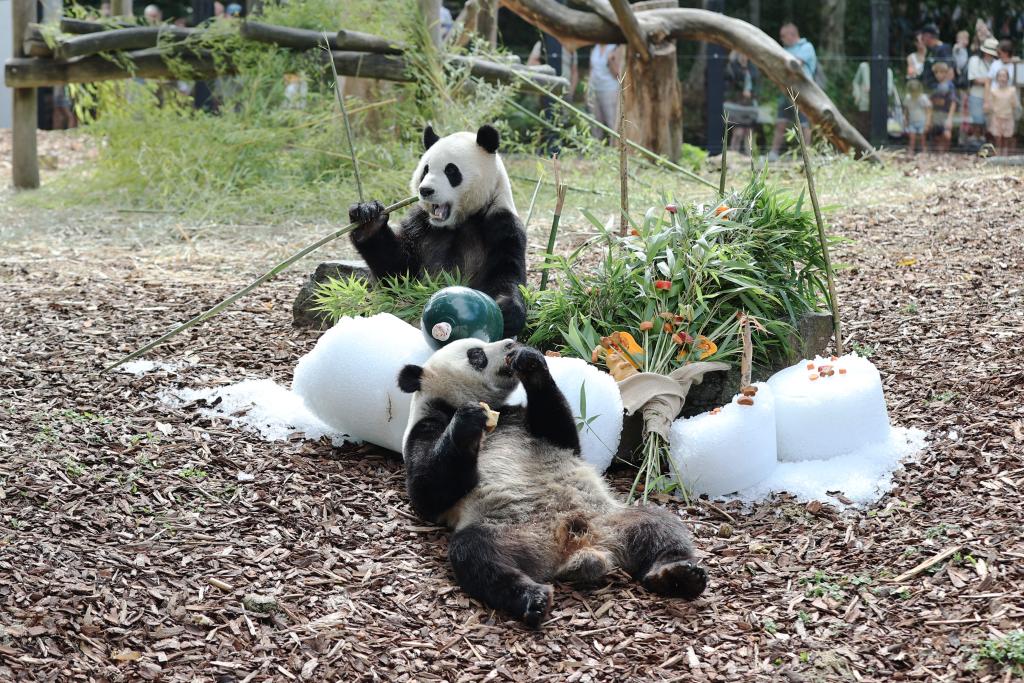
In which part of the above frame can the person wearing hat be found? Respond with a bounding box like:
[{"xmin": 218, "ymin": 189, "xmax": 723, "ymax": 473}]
[
  {"xmin": 920, "ymin": 24, "xmax": 954, "ymax": 91},
  {"xmin": 965, "ymin": 37, "xmax": 1000, "ymax": 141}
]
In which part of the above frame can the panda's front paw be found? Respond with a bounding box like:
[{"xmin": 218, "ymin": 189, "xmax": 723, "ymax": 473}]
[
  {"xmin": 451, "ymin": 404, "xmax": 488, "ymax": 449},
  {"xmin": 349, "ymin": 200, "xmax": 388, "ymax": 240},
  {"xmin": 506, "ymin": 346, "xmax": 547, "ymax": 380}
]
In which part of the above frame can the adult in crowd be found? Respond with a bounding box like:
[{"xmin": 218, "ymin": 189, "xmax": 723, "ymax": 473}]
[
  {"xmin": 587, "ymin": 44, "xmax": 623, "ymax": 141},
  {"xmin": 723, "ymin": 51, "xmax": 760, "ymax": 153},
  {"xmin": 965, "ymin": 38, "xmax": 999, "ymax": 145},
  {"xmin": 920, "ymin": 24, "xmax": 953, "ymax": 91},
  {"xmin": 767, "ymin": 22, "xmax": 816, "ymax": 161},
  {"xmin": 852, "ymin": 60, "xmax": 899, "ymax": 138},
  {"xmin": 528, "ymin": 40, "xmax": 579, "ymax": 98},
  {"xmin": 907, "ymin": 31, "xmax": 927, "ymax": 81},
  {"xmin": 989, "ymin": 39, "xmax": 1017, "ymax": 85},
  {"xmin": 143, "ymin": 4, "xmax": 162, "ymax": 25}
]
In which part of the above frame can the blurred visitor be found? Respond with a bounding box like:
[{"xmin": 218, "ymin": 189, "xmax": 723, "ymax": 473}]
[
  {"xmin": 927, "ymin": 62, "xmax": 957, "ymax": 152},
  {"xmin": 920, "ymin": 24, "xmax": 953, "ymax": 91},
  {"xmin": 226, "ymin": 3, "xmax": 242, "ymax": 17},
  {"xmin": 904, "ymin": 78, "xmax": 930, "ymax": 155},
  {"xmin": 440, "ymin": 6, "xmax": 454, "ymax": 38},
  {"xmin": 528, "ymin": 39, "xmax": 579, "ymax": 97},
  {"xmin": 986, "ymin": 69, "xmax": 1021, "ymax": 156},
  {"xmin": 852, "ymin": 61, "xmax": 900, "ymax": 138},
  {"xmin": 907, "ymin": 32, "xmax": 926, "ymax": 80},
  {"xmin": 768, "ymin": 23, "xmax": 815, "ymax": 161},
  {"xmin": 214, "ymin": 2, "xmax": 225, "ymax": 18},
  {"xmin": 965, "ymin": 38, "xmax": 999, "ymax": 144},
  {"xmin": 723, "ymin": 51, "xmax": 759, "ymax": 153},
  {"xmin": 51, "ymin": 87, "xmax": 77, "ymax": 130},
  {"xmin": 971, "ymin": 18, "xmax": 992, "ymax": 52},
  {"xmin": 989, "ymin": 39, "xmax": 1017, "ymax": 85},
  {"xmin": 143, "ymin": 4, "xmax": 162, "ymax": 25},
  {"xmin": 100, "ymin": 1, "xmax": 111, "ymax": 17},
  {"xmin": 587, "ymin": 44, "xmax": 623, "ymax": 141}
]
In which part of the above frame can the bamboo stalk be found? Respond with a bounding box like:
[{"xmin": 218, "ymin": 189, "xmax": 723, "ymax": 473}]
[
  {"xmin": 538, "ymin": 158, "xmax": 567, "ymax": 292},
  {"xmin": 617, "ymin": 74, "xmax": 629, "ymax": 237},
  {"xmin": 789, "ymin": 90, "xmax": 843, "ymax": 356},
  {"xmin": 740, "ymin": 313, "xmax": 752, "ymax": 389},
  {"xmin": 505, "ymin": 68, "xmax": 717, "ymax": 190},
  {"xmin": 323, "ymin": 34, "xmax": 363, "ymax": 202},
  {"xmin": 104, "ymin": 196, "xmax": 418, "ymax": 372},
  {"xmin": 522, "ymin": 172, "xmax": 544, "ymax": 231}
]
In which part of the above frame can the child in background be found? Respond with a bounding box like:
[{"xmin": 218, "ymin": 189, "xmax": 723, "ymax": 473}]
[
  {"xmin": 986, "ymin": 68, "xmax": 1021, "ymax": 157},
  {"xmin": 904, "ymin": 78, "xmax": 931, "ymax": 155},
  {"xmin": 927, "ymin": 62, "xmax": 958, "ymax": 153}
]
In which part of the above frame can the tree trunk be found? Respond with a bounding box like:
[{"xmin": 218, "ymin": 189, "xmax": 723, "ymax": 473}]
[
  {"xmin": 819, "ymin": 0, "xmax": 846, "ymax": 60},
  {"xmin": 624, "ymin": 41, "xmax": 682, "ymax": 161},
  {"xmin": 476, "ymin": 0, "xmax": 499, "ymax": 47},
  {"xmin": 419, "ymin": 0, "xmax": 442, "ymax": 49}
]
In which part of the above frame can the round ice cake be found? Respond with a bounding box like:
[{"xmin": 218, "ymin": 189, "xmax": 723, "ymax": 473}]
[
  {"xmin": 669, "ymin": 383, "xmax": 777, "ymax": 498},
  {"xmin": 767, "ymin": 353, "xmax": 891, "ymax": 462}
]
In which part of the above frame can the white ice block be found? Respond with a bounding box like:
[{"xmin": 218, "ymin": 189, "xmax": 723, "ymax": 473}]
[
  {"xmin": 293, "ymin": 313, "xmax": 434, "ymax": 453},
  {"xmin": 768, "ymin": 353, "xmax": 891, "ymax": 462},
  {"xmin": 668, "ymin": 383, "xmax": 777, "ymax": 498},
  {"xmin": 293, "ymin": 314, "xmax": 623, "ymax": 470}
]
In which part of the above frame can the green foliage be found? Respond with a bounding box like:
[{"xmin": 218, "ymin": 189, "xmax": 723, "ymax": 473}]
[
  {"xmin": 974, "ymin": 631, "xmax": 1024, "ymax": 674},
  {"xmin": 313, "ymin": 270, "xmax": 465, "ymax": 324}
]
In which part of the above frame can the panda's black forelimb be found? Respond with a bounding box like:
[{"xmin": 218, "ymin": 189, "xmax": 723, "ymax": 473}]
[
  {"xmin": 508, "ymin": 346, "xmax": 581, "ymax": 453},
  {"xmin": 449, "ymin": 524, "xmax": 553, "ymax": 628},
  {"xmin": 349, "ymin": 200, "xmax": 418, "ymax": 279},
  {"xmin": 479, "ymin": 209, "xmax": 528, "ymax": 338},
  {"xmin": 404, "ymin": 401, "xmax": 484, "ymax": 523}
]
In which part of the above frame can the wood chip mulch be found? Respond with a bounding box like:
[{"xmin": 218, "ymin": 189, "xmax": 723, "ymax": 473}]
[{"xmin": 1, "ymin": 170, "xmax": 1023, "ymax": 682}]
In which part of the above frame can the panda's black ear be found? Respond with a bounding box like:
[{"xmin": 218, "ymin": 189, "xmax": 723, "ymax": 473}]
[
  {"xmin": 476, "ymin": 124, "xmax": 500, "ymax": 154},
  {"xmin": 423, "ymin": 125, "xmax": 440, "ymax": 151},
  {"xmin": 398, "ymin": 365, "xmax": 424, "ymax": 393}
]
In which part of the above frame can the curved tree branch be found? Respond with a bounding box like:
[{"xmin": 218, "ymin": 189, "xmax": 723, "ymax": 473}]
[{"xmin": 500, "ymin": 0, "xmax": 876, "ymax": 159}]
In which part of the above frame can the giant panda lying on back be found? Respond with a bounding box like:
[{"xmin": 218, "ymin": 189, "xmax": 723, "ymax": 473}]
[
  {"xmin": 398, "ymin": 339, "xmax": 708, "ymax": 627},
  {"xmin": 349, "ymin": 124, "xmax": 527, "ymax": 338}
]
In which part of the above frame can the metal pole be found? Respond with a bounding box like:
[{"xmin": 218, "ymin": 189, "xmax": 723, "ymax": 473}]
[
  {"xmin": 192, "ymin": 0, "xmax": 215, "ymax": 111},
  {"xmin": 705, "ymin": 0, "xmax": 726, "ymax": 156},
  {"xmin": 12, "ymin": 0, "xmax": 40, "ymax": 190},
  {"xmin": 869, "ymin": 0, "xmax": 890, "ymax": 146}
]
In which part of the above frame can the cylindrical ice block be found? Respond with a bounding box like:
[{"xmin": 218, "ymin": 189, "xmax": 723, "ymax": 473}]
[
  {"xmin": 669, "ymin": 382, "xmax": 777, "ymax": 498},
  {"xmin": 767, "ymin": 354, "xmax": 891, "ymax": 462}
]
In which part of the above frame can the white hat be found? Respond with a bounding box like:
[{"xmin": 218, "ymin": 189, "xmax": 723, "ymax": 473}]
[{"xmin": 981, "ymin": 38, "xmax": 999, "ymax": 57}]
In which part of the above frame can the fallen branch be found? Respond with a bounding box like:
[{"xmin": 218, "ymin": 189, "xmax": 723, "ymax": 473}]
[
  {"xmin": 54, "ymin": 26, "xmax": 196, "ymax": 62},
  {"xmin": 890, "ymin": 545, "xmax": 962, "ymax": 583},
  {"xmin": 239, "ymin": 20, "xmax": 404, "ymax": 54}
]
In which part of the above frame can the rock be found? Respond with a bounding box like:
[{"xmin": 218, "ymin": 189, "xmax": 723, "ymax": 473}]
[
  {"xmin": 292, "ymin": 260, "xmax": 373, "ymax": 329},
  {"xmin": 789, "ymin": 311, "xmax": 834, "ymax": 364},
  {"xmin": 242, "ymin": 593, "xmax": 278, "ymax": 614}
]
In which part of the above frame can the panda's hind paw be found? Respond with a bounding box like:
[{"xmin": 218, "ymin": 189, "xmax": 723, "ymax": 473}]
[{"xmin": 518, "ymin": 583, "xmax": 553, "ymax": 628}]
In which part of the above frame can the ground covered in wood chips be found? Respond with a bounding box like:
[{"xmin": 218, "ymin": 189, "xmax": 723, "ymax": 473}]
[{"xmin": 2, "ymin": 141, "xmax": 1023, "ymax": 681}]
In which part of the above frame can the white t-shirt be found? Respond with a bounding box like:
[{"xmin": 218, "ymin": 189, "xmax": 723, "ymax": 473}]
[
  {"xmin": 589, "ymin": 44, "xmax": 619, "ymax": 92},
  {"xmin": 989, "ymin": 60, "xmax": 1016, "ymax": 90},
  {"xmin": 967, "ymin": 55, "xmax": 990, "ymax": 98}
]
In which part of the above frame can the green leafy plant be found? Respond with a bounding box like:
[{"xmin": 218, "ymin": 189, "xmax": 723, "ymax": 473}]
[
  {"xmin": 973, "ymin": 631, "xmax": 1024, "ymax": 674},
  {"xmin": 313, "ymin": 270, "xmax": 465, "ymax": 324}
]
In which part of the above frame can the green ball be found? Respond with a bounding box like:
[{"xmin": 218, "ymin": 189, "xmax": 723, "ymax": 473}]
[{"xmin": 421, "ymin": 286, "xmax": 505, "ymax": 349}]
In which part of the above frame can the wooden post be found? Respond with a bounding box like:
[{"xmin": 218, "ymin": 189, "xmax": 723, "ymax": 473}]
[
  {"xmin": 476, "ymin": 0, "xmax": 498, "ymax": 47},
  {"xmin": 12, "ymin": 0, "xmax": 40, "ymax": 190},
  {"xmin": 111, "ymin": 0, "xmax": 133, "ymax": 18},
  {"xmin": 419, "ymin": 0, "xmax": 442, "ymax": 48},
  {"xmin": 621, "ymin": 0, "xmax": 682, "ymax": 162}
]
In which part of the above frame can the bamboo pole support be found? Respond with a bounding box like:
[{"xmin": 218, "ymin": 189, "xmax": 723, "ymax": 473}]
[{"xmin": 12, "ymin": 0, "xmax": 40, "ymax": 190}]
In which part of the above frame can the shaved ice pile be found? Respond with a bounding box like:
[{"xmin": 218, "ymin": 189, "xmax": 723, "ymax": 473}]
[
  {"xmin": 669, "ymin": 353, "xmax": 926, "ymax": 506},
  {"xmin": 167, "ymin": 379, "xmax": 344, "ymax": 444}
]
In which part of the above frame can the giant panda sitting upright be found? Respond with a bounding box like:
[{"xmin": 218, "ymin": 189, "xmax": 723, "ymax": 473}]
[
  {"xmin": 348, "ymin": 124, "xmax": 527, "ymax": 338},
  {"xmin": 397, "ymin": 338, "xmax": 708, "ymax": 627}
]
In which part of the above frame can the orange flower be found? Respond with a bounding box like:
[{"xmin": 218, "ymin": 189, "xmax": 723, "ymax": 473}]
[
  {"xmin": 639, "ymin": 321, "xmax": 654, "ymax": 332},
  {"xmin": 592, "ymin": 331, "xmax": 645, "ymax": 368},
  {"xmin": 630, "ymin": 229, "xmax": 640, "ymax": 236},
  {"xmin": 672, "ymin": 331, "xmax": 693, "ymax": 345},
  {"xmin": 695, "ymin": 335, "xmax": 717, "ymax": 359},
  {"xmin": 715, "ymin": 204, "xmax": 730, "ymax": 216},
  {"xmin": 663, "ymin": 322, "xmax": 673, "ymax": 334}
]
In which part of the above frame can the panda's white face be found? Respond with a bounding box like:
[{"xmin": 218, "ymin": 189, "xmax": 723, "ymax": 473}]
[
  {"xmin": 401, "ymin": 338, "xmax": 521, "ymax": 407},
  {"xmin": 410, "ymin": 125, "xmax": 515, "ymax": 229}
]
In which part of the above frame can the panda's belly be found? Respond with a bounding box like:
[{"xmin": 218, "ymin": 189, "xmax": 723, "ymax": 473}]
[
  {"xmin": 453, "ymin": 430, "xmax": 618, "ymax": 529},
  {"xmin": 415, "ymin": 223, "xmax": 487, "ymax": 286}
]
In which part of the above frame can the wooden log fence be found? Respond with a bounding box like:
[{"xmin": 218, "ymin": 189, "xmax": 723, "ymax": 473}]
[{"xmin": 4, "ymin": 15, "xmax": 567, "ymax": 190}]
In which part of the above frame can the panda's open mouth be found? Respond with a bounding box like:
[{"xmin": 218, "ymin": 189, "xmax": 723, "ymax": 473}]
[{"xmin": 428, "ymin": 202, "xmax": 451, "ymax": 222}]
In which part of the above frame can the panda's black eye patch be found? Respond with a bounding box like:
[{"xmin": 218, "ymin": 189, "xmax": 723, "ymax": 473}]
[
  {"xmin": 467, "ymin": 347, "xmax": 488, "ymax": 371},
  {"xmin": 421, "ymin": 164, "xmax": 429, "ymax": 182},
  {"xmin": 444, "ymin": 163, "xmax": 462, "ymax": 188}
]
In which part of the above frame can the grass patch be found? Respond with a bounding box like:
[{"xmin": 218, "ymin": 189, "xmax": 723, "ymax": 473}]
[{"xmin": 974, "ymin": 631, "xmax": 1024, "ymax": 674}]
